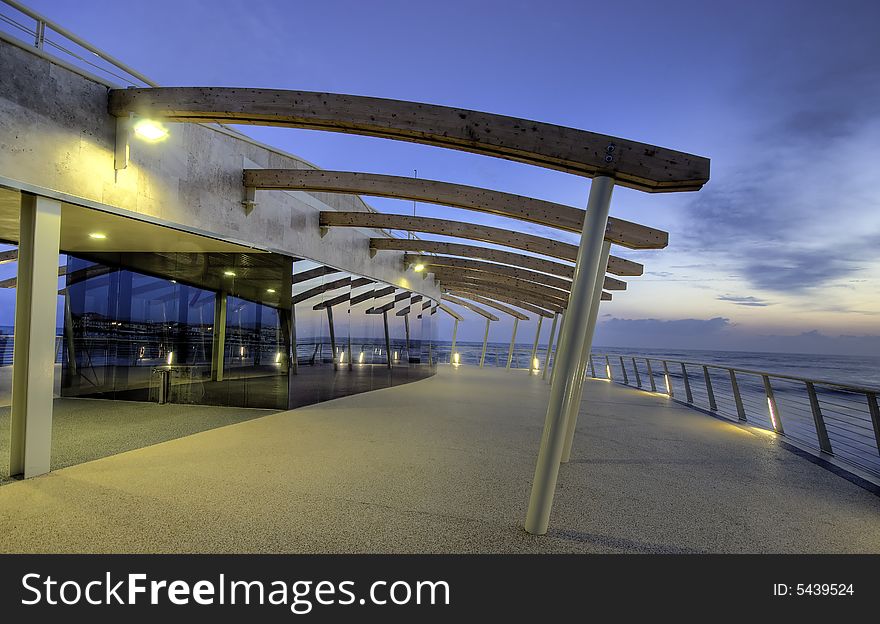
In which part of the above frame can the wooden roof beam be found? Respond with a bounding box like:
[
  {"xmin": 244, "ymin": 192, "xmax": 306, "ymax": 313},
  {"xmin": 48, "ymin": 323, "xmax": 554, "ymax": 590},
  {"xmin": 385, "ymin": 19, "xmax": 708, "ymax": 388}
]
[
  {"xmin": 440, "ymin": 295, "xmax": 501, "ymax": 321},
  {"xmin": 370, "ymin": 238, "xmax": 643, "ymax": 277},
  {"xmin": 246, "ymin": 169, "xmax": 667, "ymax": 249},
  {"xmin": 110, "ymin": 87, "xmax": 710, "ymax": 192}
]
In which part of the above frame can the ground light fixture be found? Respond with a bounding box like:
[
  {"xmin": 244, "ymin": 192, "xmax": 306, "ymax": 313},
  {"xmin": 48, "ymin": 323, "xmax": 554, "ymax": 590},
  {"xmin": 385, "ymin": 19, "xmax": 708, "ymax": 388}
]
[
  {"xmin": 532, "ymin": 357, "xmax": 540, "ymax": 372},
  {"xmin": 767, "ymin": 396, "xmax": 778, "ymax": 430},
  {"xmin": 358, "ymin": 352, "xmax": 365, "ymax": 364},
  {"xmin": 88, "ymin": 232, "xmax": 107, "ymax": 239},
  {"xmin": 665, "ymin": 374, "xmax": 672, "ymax": 394},
  {"xmin": 223, "ymin": 270, "xmax": 236, "ymax": 277},
  {"xmin": 132, "ymin": 118, "xmax": 169, "ymax": 142},
  {"xmin": 266, "ymin": 288, "xmax": 276, "ymax": 293},
  {"xmin": 339, "ymin": 351, "xmax": 346, "ymax": 364},
  {"xmin": 166, "ymin": 351, "xmax": 173, "ymax": 365},
  {"xmin": 452, "ymin": 352, "xmax": 460, "ymax": 365}
]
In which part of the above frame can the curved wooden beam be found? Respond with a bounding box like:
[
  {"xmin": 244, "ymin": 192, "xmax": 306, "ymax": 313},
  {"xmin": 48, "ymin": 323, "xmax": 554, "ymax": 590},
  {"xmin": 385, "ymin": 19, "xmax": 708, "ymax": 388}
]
[
  {"xmin": 440, "ymin": 295, "xmax": 500, "ymax": 321},
  {"xmin": 437, "ymin": 303, "xmax": 465, "ymax": 321},
  {"xmin": 246, "ymin": 170, "xmax": 667, "ymax": 249},
  {"xmin": 350, "ymin": 285, "xmax": 395, "ymax": 307},
  {"xmin": 110, "ymin": 88, "xmax": 710, "ymax": 192},
  {"xmin": 447, "ymin": 291, "xmax": 554, "ymax": 319},
  {"xmin": 407, "ymin": 254, "xmax": 627, "ymax": 291},
  {"xmin": 441, "ymin": 281, "xmax": 566, "ymax": 313},
  {"xmin": 370, "ymin": 238, "xmax": 642, "ymax": 277},
  {"xmin": 445, "ymin": 293, "xmax": 529, "ymax": 321},
  {"xmin": 292, "ymin": 276, "xmax": 350, "ymax": 305},
  {"xmin": 433, "ymin": 268, "xmax": 570, "ymax": 303},
  {"xmin": 294, "ymin": 265, "xmax": 339, "ymax": 284}
]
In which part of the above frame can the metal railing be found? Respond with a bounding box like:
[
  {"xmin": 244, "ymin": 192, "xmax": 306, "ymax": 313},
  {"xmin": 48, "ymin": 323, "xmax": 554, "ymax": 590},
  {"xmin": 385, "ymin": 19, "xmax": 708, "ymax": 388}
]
[
  {"xmin": 591, "ymin": 352, "xmax": 880, "ymax": 479},
  {"xmin": 0, "ymin": 0, "xmax": 158, "ymax": 86}
]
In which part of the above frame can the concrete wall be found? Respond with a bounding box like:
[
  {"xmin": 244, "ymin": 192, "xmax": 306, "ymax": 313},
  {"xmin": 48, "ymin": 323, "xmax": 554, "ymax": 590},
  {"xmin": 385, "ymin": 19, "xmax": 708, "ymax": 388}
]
[{"xmin": 0, "ymin": 38, "xmax": 439, "ymax": 300}]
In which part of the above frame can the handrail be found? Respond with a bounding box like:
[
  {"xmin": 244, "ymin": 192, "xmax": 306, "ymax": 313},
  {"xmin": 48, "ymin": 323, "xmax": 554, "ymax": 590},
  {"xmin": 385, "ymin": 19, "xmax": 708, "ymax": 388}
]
[
  {"xmin": 0, "ymin": 0, "xmax": 157, "ymax": 86},
  {"xmin": 590, "ymin": 351, "xmax": 880, "ymax": 481}
]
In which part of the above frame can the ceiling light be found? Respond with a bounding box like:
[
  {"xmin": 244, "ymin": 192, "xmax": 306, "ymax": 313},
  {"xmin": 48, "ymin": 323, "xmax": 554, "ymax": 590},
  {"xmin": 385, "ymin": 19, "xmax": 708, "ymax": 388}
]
[
  {"xmin": 133, "ymin": 118, "xmax": 169, "ymax": 142},
  {"xmin": 88, "ymin": 232, "xmax": 107, "ymax": 239}
]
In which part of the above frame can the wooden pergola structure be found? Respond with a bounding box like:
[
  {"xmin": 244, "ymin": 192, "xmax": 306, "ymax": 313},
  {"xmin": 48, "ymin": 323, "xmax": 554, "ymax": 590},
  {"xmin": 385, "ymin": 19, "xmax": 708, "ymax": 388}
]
[{"xmin": 109, "ymin": 86, "xmax": 709, "ymax": 535}]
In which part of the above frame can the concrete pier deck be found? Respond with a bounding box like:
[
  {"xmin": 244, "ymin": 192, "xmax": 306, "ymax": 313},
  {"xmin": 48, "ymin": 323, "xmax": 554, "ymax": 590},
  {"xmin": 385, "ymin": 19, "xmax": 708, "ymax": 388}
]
[{"xmin": 0, "ymin": 366, "xmax": 877, "ymax": 553}]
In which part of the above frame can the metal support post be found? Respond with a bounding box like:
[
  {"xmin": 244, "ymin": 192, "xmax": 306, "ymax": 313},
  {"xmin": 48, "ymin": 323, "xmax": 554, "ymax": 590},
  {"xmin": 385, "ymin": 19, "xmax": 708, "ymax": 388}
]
[
  {"xmin": 506, "ymin": 317, "xmax": 519, "ymax": 369},
  {"xmin": 560, "ymin": 240, "xmax": 611, "ymax": 464},
  {"xmin": 9, "ymin": 194, "xmax": 61, "ymax": 478},
  {"xmin": 703, "ymin": 366, "xmax": 716, "ymax": 411},
  {"xmin": 479, "ymin": 318, "xmax": 490, "ymax": 367},
  {"xmin": 805, "ymin": 382, "xmax": 832, "ymax": 454},
  {"xmin": 450, "ymin": 318, "xmax": 459, "ymax": 364},
  {"xmin": 529, "ymin": 316, "xmax": 543, "ymax": 371},
  {"xmin": 211, "ymin": 291, "xmax": 227, "ymax": 381},
  {"xmin": 542, "ymin": 313, "xmax": 559, "ymax": 380},
  {"xmin": 646, "ymin": 358, "xmax": 656, "ymax": 392},
  {"xmin": 525, "ymin": 176, "xmax": 614, "ymax": 535},
  {"xmin": 681, "ymin": 363, "xmax": 693, "ymax": 403},
  {"xmin": 730, "ymin": 369, "xmax": 746, "ymax": 421}
]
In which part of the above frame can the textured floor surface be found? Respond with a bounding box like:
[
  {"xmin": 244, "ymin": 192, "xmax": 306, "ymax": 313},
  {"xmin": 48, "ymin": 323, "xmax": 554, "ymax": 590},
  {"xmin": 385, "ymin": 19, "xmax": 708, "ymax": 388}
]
[
  {"xmin": 0, "ymin": 399, "xmax": 274, "ymax": 484},
  {"xmin": 0, "ymin": 366, "xmax": 877, "ymax": 553}
]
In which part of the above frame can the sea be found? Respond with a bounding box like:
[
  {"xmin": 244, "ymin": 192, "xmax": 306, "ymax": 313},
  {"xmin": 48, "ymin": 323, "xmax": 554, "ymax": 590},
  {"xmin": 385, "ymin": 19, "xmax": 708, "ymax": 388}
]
[{"xmin": 434, "ymin": 341, "xmax": 880, "ymax": 390}]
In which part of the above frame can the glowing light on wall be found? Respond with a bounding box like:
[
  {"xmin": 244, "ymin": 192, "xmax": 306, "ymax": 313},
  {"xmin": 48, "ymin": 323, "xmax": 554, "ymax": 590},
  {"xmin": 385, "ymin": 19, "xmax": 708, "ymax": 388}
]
[
  {"xmin": 88, "ymin": 232, "xmax": 107, "ymax": 239},
  {"xmin": 133, "ymin": 118, "xmax": 169, "ymax": 142},
  {"xmin": 393, "ymin": 351, "xmax": 399, "ymax": 361},
  {"xmin": 358, "ymin": 352, "xmax": 365, "ymax": 364},
  {"xmin": 240, "ymin": 346, "xmax": 246, "ymax": 357},
  {"xmin": 606, "ymin": 364, "xmax": 612, "ymax": 379},
  {"xmin": 413, "ymin": 263, "xmax": 425, "ymax": 272},
  {"xmin": 224, "ymin": 270, "xmax": 236, "ymax": 277},
  {"xmin": 339, "ymin": 351, "xmax": 346, "ymax": 364},
  {"xmin": 275, "ymin": 352, "xmax": 282, "ymax": 364},
  {"xmin": 166, "ymin": 351, "xmax": 174, "ymax": 365}
]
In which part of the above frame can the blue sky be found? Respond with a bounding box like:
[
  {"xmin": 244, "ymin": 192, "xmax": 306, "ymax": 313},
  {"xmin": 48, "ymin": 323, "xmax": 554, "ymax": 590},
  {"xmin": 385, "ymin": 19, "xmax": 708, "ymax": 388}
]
[{"xmin": 7, "ymin": 0, "xmax": 880, "ymax": 354}]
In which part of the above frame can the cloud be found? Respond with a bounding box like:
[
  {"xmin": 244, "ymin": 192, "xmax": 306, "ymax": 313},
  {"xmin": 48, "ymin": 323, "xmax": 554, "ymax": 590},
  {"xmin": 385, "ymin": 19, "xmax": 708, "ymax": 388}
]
[
  {"xmin": 716, "ymin": 294, "xmax": 772, "ymax": 307},
  {"xmin": 678, "ymin": 9, "xmax": 880, "ymax": 296},
  {"xmin": 593, "ymin": 316, "xmax": 880, "ymax": 357}
]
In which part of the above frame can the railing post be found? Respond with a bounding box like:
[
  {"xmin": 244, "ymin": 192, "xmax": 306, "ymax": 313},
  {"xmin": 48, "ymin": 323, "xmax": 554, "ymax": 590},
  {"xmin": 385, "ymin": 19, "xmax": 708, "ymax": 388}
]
[
  {"xmin": 478, "ymin": 318, "xmax": 490, "ymax": 368},
  {"xmin": 645, "ymin": 358, "xmax": 656, "ymax": 392},
  {"xmin": 763, "ymin": 374, "xmax": 784, "ymax": 434},
  {"xmin": 506, "ymin": 318, "xmax": 518, "ymax": 369},
  {"xmin": 34, "ymin": 19, "xmax": 46, "ymax": 49},
  {"xmin": 865, "ymin": 392, "xmax": 880, "ymax": 455},
  {"xmin": 632, "ymin": 357, "xmax": 642, "ymax": 388},
  {"xmin": 662, "ymin": 360, "xmax": 673, "ymax": 397},
  {"xmin": 589, "ymin": 354, "xmax": 595, "ymax": 378},
  {"xmin": 605, "ymin": 354, "xmax": 612, "ymax": 381},
  {"xmin": 729, "ymin": 369, "xmax": 746, "ymax": 421},
  {"xmin": 619, "ymin": 356, "xmax": 629, "ymax": 385},
  {"xmin": 525, "ymin": 175, "xmax": 614, "ymax": 535},
  {"xmin": 703, "ymin": 365, "xmax": 716, "ymax": 411},
  {"xmin": 680, "ymin": 363, "xmax": 693, "ymax": 403},
  {"xmin": 805, "ymin": 382, "xmax": 833, "ymax": 454},
  {"xmin": 542, "ymin": 312, "xmax": 559, "ymax": 380}
]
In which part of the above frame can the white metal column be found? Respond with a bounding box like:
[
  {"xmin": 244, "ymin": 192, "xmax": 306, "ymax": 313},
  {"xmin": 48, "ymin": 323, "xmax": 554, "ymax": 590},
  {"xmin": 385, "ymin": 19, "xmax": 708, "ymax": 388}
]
[
  {"xmin": 506, "ymin": 318, "xmax": 519, "ymax": 369},
  {"xmin": 478, "ymin": 318, "xmax": 490, "ymax": 367},
  {"xmin": 9, "ymin": 194, "xmax": 62, "ymax": 479},
  {"xmin": 525, "ymin": 176, "xmax": 614, "ymax": 535},
  {"xmin": 211, "ymin": 291, "xmax": 227, "ymax": 382},
  {"xmin": 529, "ymin": 316, "xmax": 543, "ymax": 371},
  {"xmin": 560, "ymin": 240, "xmax": 611, "ymax": 463},
  {"xmin": 450, "ymin": 318, "xmax": 459, "ymax": 364},
  {"xmin": 548, "ymin": 311, "xmax": 566, "ymax": 385},
  {"xmin": 542, "ymin": 313, "xmax": 559, "ymax": 380}
]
